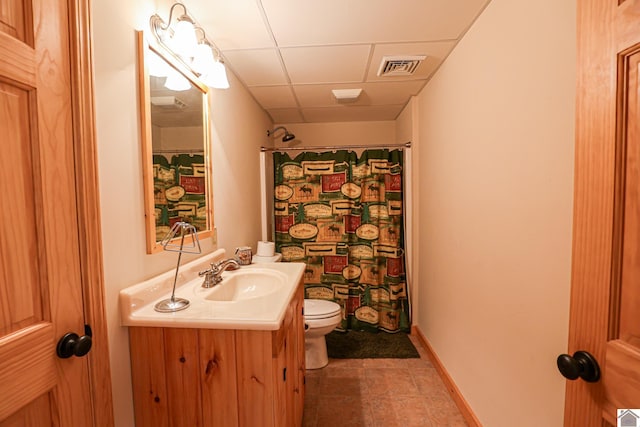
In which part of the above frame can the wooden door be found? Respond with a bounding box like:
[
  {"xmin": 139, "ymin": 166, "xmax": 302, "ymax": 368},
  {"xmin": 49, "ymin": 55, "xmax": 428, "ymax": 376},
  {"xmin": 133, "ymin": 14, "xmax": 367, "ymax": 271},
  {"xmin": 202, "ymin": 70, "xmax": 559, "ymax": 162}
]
[
  {"xmin": 566, "ymin": 0, "xmax": 640, "ymax": 425},
  {"xmin": 0, "ymin": 0, "xmax": 104, "ymax": 425}
]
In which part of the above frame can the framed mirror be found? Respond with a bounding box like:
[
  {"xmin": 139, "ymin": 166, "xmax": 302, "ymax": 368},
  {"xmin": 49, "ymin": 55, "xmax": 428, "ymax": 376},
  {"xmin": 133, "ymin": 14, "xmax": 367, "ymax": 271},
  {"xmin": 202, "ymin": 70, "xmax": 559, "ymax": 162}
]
[{"xmin": 137, "ymin": 31, "xmax": 214, "ymax": 254}]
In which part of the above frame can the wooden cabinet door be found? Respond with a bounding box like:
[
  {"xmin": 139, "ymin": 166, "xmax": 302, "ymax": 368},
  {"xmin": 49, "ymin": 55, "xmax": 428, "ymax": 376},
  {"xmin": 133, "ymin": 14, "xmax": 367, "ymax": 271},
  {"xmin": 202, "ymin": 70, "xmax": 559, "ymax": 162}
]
[
  {"xmin": 290, "ymin": 285, "xmax": 305, "ymax": 426},
  {"xmin": 129, "ymin": 327, "xmax": 240, "ymax": 427},
  {"xmin": 0, "ymin": 0, "xmax": 94, "ymax": 425},
  {"xmin": 236, "ymin": 329, "xmax": 276, "ymax": 427},
  {"xmin": 272, "ymin": 294, "xmax": 295, "ymax": 427},
  {"xmin": 273, "ymin": 332, "xmax": 288, "ymax": 427},
  {"xmin": 567, "ymin": 0, "xmax": 640, "ymax": 424}
]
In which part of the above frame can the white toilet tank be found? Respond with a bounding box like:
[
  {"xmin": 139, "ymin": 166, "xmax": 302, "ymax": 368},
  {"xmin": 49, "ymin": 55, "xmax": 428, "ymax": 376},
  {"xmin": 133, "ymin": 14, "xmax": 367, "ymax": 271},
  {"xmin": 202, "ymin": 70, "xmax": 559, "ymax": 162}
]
[{"xmin": 251, "ymin": 252, "xmax": 282, "ymax": 263}]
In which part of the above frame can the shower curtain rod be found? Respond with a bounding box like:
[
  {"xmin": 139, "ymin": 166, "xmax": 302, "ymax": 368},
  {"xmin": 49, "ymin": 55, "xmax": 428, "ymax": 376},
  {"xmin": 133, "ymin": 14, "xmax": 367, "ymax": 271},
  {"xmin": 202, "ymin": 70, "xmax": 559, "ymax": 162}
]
[{"xmin": 260, "ymin": 141, "xmax": 411, "ymax": 152}]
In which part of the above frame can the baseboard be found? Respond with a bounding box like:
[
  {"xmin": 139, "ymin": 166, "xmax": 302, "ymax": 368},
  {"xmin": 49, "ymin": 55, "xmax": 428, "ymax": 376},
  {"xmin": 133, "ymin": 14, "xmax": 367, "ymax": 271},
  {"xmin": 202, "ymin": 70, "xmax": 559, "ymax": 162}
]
[{"xmin": 411, "ymin": 326, "xmax": 482, "ymax": 427}]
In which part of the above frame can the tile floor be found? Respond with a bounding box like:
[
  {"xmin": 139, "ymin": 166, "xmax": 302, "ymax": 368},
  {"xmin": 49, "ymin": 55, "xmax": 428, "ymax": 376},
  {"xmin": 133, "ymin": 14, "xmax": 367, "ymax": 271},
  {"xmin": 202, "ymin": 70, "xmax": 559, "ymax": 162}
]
[{"xmin": 302, "ymin": 334, "xmax": 468, "ymax": 427}]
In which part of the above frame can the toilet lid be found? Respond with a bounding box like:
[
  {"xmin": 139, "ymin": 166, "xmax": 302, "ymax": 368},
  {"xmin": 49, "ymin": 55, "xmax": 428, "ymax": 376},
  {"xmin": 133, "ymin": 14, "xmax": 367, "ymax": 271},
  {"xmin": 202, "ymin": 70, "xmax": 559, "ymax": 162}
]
[{"xmin": 304, "ymin": 299, "xmax": 341, "ymax": 319}]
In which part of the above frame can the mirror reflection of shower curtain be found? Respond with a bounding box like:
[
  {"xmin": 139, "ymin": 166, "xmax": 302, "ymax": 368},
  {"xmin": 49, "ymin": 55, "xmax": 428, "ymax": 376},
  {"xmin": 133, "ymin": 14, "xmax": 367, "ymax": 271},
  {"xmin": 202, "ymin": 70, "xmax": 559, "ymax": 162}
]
[{"xmin": 273, "ymin": 148, "xmax": 410, "ymax": 332}]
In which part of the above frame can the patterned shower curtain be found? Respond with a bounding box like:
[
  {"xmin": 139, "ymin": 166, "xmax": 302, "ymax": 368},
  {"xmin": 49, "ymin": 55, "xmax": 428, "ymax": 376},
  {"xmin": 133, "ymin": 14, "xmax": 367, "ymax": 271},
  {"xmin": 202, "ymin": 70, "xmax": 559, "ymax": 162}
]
[{"xmin": 273, "ymin": 149, "xmax": 410, "ymax": 333}]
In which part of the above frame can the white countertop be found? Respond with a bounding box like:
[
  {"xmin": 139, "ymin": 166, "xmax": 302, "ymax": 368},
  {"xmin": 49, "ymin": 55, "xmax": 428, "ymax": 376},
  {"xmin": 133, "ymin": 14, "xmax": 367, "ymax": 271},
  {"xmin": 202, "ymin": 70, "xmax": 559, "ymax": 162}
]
[{"xmin": 119, "ymin": 249, "xmax": 305, "ymax": 330}]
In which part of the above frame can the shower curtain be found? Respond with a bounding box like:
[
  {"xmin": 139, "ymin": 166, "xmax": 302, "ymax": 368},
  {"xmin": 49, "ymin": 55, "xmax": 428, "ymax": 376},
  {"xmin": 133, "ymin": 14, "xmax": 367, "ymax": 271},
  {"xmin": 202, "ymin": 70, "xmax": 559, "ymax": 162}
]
[{"xmin": 273, "ymin": 148, "xmax": 409, "ymax": 333}]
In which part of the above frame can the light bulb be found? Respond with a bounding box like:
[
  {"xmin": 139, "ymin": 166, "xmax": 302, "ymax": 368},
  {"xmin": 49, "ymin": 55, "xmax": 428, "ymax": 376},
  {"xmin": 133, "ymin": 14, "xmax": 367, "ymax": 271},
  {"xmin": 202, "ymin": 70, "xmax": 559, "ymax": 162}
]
[
  {"xmin": 170, "ymin": 16, "xmax": 197, "ymax": 59},
  {"xmin": 201, "ymin": 60, "xmax": 229, "ymax": 89},
  {"xmin": 192, "ymin": 43, "xmax": 215, "ymax": 75}
]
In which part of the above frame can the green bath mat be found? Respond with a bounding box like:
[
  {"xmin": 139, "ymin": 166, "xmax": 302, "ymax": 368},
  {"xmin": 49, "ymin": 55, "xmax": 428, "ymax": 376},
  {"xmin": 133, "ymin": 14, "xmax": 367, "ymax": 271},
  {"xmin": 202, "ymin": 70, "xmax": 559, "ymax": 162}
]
[{"xmin": 326, "ymin": 330, "xmax": 420, "ymax": 359}]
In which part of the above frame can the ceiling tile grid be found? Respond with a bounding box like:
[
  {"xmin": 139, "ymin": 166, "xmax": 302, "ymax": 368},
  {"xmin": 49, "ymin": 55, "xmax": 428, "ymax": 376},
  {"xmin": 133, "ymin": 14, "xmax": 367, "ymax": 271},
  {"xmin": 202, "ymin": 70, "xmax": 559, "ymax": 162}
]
[
  {"xmin": 187, "ymin": 0, "xmax": 491, "ymax": 123},
  {"xmin": 280, "ymin": 45, "xmax": 372, "ymax": 84}
]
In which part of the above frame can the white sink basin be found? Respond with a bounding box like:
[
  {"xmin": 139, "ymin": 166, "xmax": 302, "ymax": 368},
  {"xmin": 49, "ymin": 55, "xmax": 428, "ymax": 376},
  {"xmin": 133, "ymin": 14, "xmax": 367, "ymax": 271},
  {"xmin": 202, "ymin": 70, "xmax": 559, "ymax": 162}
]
[
  {"xmin": 203, "ymin": 269, "xmax": 285, "ymax": 302},
  {"xmin": 119, "ymin": 249, "xmax": 305, "ymax": 330}
]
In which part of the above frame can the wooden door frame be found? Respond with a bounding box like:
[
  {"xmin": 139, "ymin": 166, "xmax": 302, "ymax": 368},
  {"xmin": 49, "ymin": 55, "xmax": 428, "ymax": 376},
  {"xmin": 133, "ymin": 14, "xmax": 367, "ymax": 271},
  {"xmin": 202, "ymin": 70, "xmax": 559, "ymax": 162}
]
[
  {"xmin": 565, "ymin": 0, "xmax": 614, "ymax": 425},
  {"xmin": 67, "ymin": 1, "xmax": 114, "ymax": 425}
]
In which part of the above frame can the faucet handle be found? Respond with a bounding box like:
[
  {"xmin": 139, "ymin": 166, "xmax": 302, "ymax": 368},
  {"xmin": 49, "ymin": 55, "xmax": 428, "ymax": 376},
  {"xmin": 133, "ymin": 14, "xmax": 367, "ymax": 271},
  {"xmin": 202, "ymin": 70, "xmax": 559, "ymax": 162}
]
[
  {"xmin": 209, "ymin": 261, "xmax": 224, "ymax": 273},
  {"xmin": 198, "ymin": 267, "xmax": 213, "ymax": 277}
]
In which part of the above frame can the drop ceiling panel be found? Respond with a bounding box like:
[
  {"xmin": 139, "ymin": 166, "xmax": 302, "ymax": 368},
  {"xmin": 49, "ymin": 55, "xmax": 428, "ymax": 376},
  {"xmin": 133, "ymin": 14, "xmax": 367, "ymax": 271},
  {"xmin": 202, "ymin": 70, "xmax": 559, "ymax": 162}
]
[
  {"xmin": 293, "ymin": 81, "xmax": 425, "ymax": 108},
  {"xmin": 267, "ymin": 108, "xmax": 305, "ymax": 123},
  {"xmin": 302, "ymin": 105, "xmax": 405, "ymax": 122},
  {"xmin": 222, "ymin": 49, "xmax": 288, "ymax": 86},
  {"xmin": 187, "ymin": 0, "xmax": 275, "ymax": 50},
  {"xmin": 249, "ymin": 86, "xmax": 298, "ymax": 109},
  {"xmin": 260, "ymin": 0, "xmax": 489, "ymax": 47},
  {"xmin": 184, "ymin": 0, "xmax": 491, "ymax": 123},
  {"xmin": 280, "ymin": 45, "xmax": 371, "ymax": 84}
]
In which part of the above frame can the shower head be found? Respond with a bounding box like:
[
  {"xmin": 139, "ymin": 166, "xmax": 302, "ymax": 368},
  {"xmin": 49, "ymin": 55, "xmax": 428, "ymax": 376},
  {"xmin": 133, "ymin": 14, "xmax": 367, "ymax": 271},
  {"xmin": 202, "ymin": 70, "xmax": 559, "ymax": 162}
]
[
  {"xmin": 282, "ymin": 132, "xmax": 295, "ymax": 142},
  {"xmin": 267, "ymin": 126, "xmax": 296, "ymax": 143}
]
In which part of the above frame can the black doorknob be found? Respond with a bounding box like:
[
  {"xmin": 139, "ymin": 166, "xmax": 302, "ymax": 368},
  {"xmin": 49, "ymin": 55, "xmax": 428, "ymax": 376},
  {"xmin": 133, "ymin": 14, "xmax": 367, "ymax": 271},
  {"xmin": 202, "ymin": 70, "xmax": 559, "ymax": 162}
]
[
  {"xmin": 556, "ymin": 350, "xmax": 600, "ymax": 382},
  {"xmin": 56, "ymin": 332, "xmax": 92, "ymax": 359}
]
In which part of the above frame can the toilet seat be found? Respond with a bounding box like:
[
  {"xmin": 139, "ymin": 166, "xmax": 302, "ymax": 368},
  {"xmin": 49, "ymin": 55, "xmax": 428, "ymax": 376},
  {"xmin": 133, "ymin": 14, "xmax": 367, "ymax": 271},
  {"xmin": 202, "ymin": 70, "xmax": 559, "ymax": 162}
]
[{"xmin": 304, "ymin": 299, "xmax": 341, "ymax": 320}]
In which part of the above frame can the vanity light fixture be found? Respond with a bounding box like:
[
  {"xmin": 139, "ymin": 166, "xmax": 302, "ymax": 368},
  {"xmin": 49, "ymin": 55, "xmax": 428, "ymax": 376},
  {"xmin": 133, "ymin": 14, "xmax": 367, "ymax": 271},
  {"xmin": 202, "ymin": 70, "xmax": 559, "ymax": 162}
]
[
  {"xmin": 150, "ymin": 2, "xmax": 229, "ymax": 89},
  {"xmin": 192, "ymin": 39, "xmax": 230, "ymax": 89}
]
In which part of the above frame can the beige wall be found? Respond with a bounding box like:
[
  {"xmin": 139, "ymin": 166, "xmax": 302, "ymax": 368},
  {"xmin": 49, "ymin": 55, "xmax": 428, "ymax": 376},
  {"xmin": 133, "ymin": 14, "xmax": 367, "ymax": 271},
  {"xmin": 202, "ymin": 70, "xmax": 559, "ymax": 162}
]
[
  {"xmin": 414, "ymin": 0, "xmax": 575, "ymax": 426},
  {"xmin": 274, "ymin": 121, "xmax": 395, "ymax": 148},
  {"xmin": 395, "ymin": 100, "xmax": 414, "ymax": 145},
  {"xmin": 92, "ymin": 1, "xmax": 271, "ymax": 425}
]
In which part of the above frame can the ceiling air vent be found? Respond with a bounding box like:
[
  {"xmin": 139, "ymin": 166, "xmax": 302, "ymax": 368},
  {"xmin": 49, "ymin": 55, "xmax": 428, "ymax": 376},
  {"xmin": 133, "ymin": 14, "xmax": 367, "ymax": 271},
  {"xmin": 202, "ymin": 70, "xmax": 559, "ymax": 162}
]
[
  {"xmin": 150, "ymin": 96, "xmax": 187, "ymax": 110},
  {"xmin": 377, "ymin": 55, "xmax": 426, "ymax": 77}
]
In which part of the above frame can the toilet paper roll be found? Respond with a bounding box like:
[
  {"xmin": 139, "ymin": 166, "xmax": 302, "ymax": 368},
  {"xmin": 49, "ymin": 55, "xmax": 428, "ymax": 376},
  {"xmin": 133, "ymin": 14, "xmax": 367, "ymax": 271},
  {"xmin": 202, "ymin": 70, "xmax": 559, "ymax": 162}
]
[{"xmin": 256, "ymin": 241, "xmax": 275, "ymax": 257}]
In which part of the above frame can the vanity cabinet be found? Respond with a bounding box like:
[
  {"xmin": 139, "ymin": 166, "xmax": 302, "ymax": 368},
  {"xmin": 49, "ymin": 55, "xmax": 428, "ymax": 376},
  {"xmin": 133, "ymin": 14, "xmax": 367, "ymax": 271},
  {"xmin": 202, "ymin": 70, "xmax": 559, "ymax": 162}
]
[{"xmin": 128, "ymin": 282, "xmax": 305, "ymax": 427}]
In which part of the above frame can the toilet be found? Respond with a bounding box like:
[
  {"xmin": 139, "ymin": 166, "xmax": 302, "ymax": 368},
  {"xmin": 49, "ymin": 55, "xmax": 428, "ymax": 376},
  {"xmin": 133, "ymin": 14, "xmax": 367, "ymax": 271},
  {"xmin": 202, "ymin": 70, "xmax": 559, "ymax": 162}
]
[
  {"xmin": 303, "ymin": 299, "xmax": 341, "ymax": 369},
  {"xmin": 251, "ymin": 248, "xmax": 341, "ymax": 370}
]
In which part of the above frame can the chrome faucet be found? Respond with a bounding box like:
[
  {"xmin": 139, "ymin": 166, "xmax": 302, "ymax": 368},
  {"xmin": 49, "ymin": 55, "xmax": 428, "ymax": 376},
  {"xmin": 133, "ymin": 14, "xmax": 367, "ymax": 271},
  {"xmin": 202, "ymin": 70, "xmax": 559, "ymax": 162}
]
[{"xmin": 198, "ymin": 258, "xmax": 240, "ymax": 288}]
